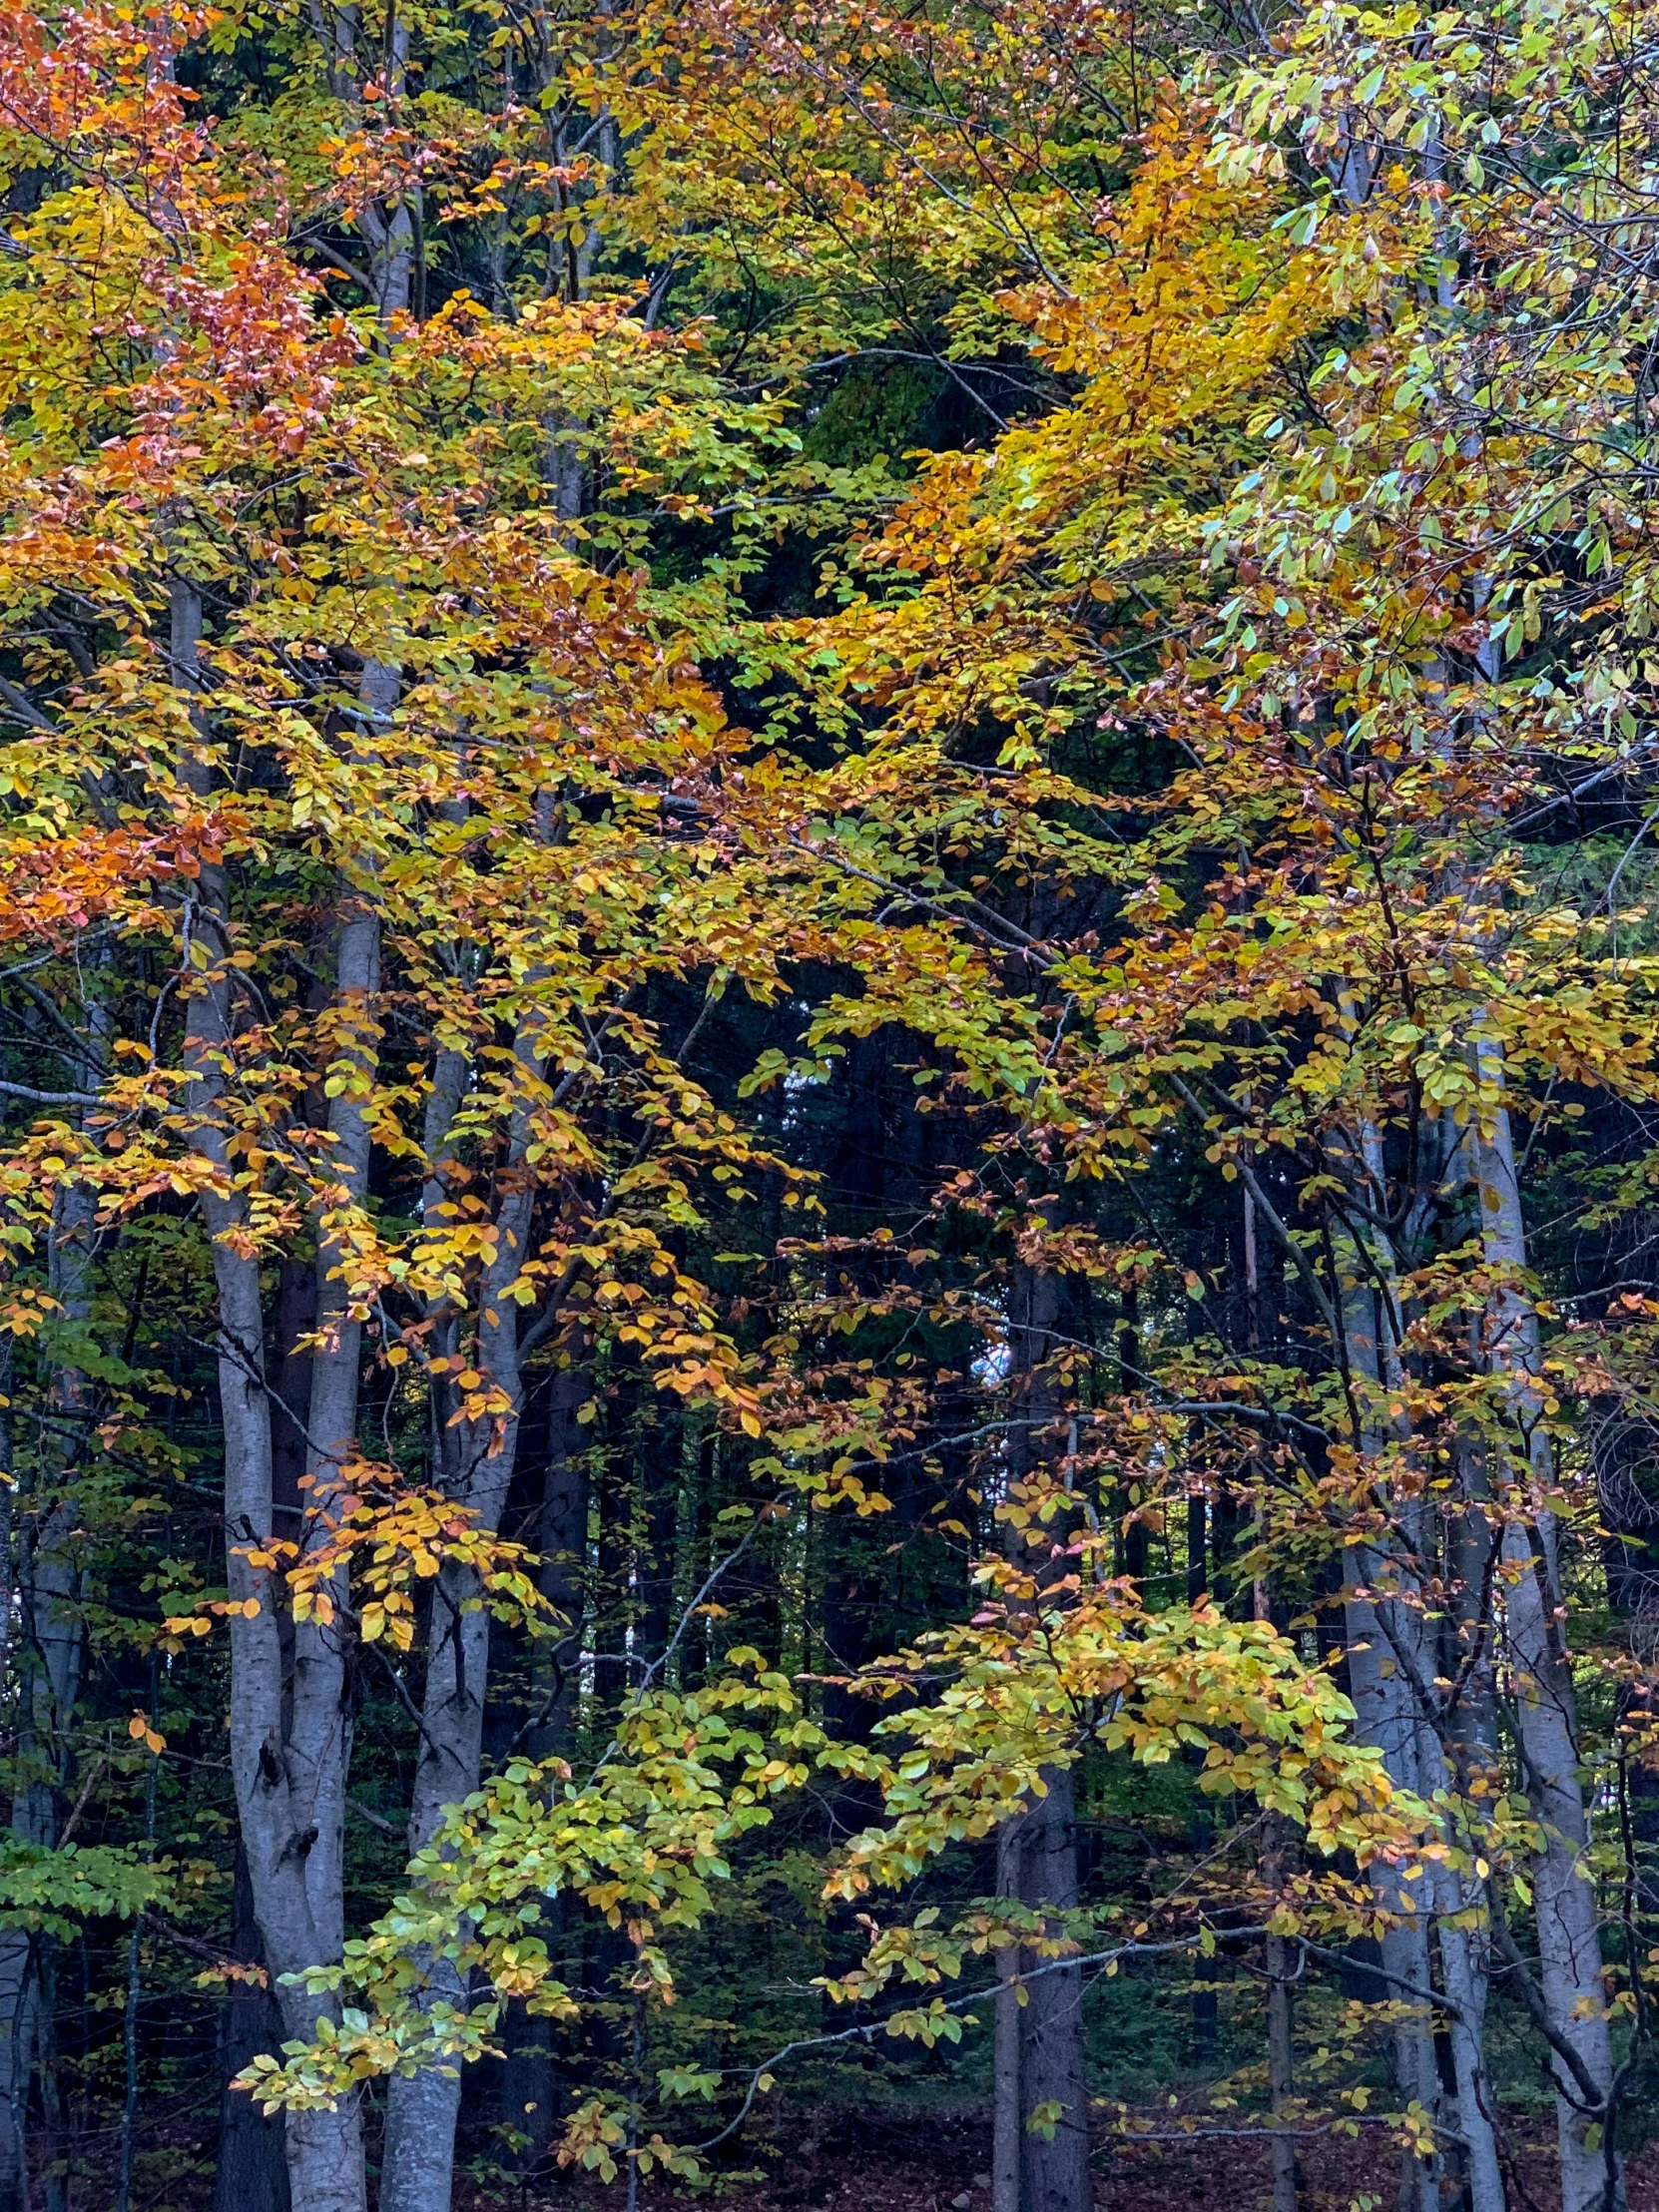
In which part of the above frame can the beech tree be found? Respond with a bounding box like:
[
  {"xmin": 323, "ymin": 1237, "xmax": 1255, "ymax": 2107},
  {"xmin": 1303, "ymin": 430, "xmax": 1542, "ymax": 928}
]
[{"xmin": 0, "ymin": 5, "xmax": 1653, "ymax": 2212}]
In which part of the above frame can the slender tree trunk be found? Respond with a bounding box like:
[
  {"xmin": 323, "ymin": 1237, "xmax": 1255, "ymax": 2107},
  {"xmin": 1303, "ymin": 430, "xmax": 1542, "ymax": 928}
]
[
  {"xmin": 0, "ymin": 1083, "xmax": 103, "ymax": 2212},
  {"xmin": 498, "ymin": 1889, "xmax": 565, "ymax": 2180},
  {"xmin": 1344, "ymin": 1566, "xmax": 1441, "ymax": 2212},
  {"xmin": 1471, "ymin": 1054, "xmax": 1620, "ymax": 2212},
  {"xmin": 0, "ymin": 1335, "xmax": 26, "ymax": 2212},
  {"xmin": 1427, "ymin": 1469, "xmax": 1507, "ymax": 2212},
  {"xmin": 1260, "ymin": 1755, "xmax": 1302, "ymax": 2212},
  {"xmin": 293, "ymin": 868, "xmax": 378, "ymax": 1956},
  {"xmin": 1339, "ymin": 1527, "xmax": 1440, "ymax": 2199},
  {"xmin": 1429, "ymin": 1886, "xmax": 1503, "ymax": 2212},
  {"xmin": 35, "ymin": 1944, "xmax": 62, "ymax": 2212},
  {"xmin": 1333, "ymin": 1153, "xmax": 1441, "ymax": 2212},
  {"xmin": 529, "ymin": 1353, "xmax": 589, "ymax": 1756},
  {"xmin": 378, "ymin": 1005, "xmax": 547, "ymax": 2212},
  {"xmin": 310, "ymin": 4, "xmax": 417, "ymax": 329},
  {"xmin": 1013, "ymin": 1772, "xmax": 1091, "ymax": 2212},
  {"xmin": 0, "ymin": 1403, "xmax": 82, "ymax": 2212},
  {"xmin": 490, "ymin": 1357, "xmax": 587, "ymax": 2184},
  {"xmin": 992, "ymin": 1251, "xmax": 1090, "ymax": 2212},
  {"xmin": 0, "ymin": 1926, "xmax": 32, "ymax": 2212},
  {"xmin": 993, "ymin": 1850, "xmax": 1022, "ymax": 2212},
  {"xmin": 1333, "ymin": 1128, "xmax": 1507, "ymax": 2211},
  {"xmin": 1266, "ymin": 1936, "xmax": 1300, "ymax": 2212}
]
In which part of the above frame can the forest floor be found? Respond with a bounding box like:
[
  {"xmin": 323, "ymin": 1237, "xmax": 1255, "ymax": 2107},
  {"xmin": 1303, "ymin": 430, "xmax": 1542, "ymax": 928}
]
[{"xmin": 466, "ymin": 2104, "xmax": 1659, "ymax": 2212}]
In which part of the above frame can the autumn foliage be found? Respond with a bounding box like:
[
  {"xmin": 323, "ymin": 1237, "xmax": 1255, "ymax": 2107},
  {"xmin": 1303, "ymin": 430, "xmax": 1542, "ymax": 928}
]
[{"xmin": 0, "ymin": 4, "xmax": 1651, "ymax": 2212}]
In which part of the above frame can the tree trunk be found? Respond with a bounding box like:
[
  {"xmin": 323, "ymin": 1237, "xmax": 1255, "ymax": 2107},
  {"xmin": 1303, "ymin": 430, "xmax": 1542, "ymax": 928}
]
[
  {"xmin": 214, "ymin": 1848, "xmax": 290, "ymax": 2212},
  {"xmin": 498, "ymin": 1885, "xmax": 565, "ymax": 2181},
  {"xmin": 992, "ymin": 1251, "xmax": 1090, "ymax": 2212},
  {"xmin": 0, "ymin": 1120, "xmax": 101, "ymax": 2211},
  {"xmin": 1426, "ymin": 1476, "xmax": 1507, "ymax": 2212},
  {"xmin": 312, "ymin": 5, "xmax": 417, "ymax": 330},
  {"xmin": 1333, "ymin": 1160, "xmax": 1441, "ymax": 2212},
  {"xmin": 0, "ymin": 1927, "xmax": 30, "ymax": 2212},
  {"xmin": 0, "ymin": 1332, "xmax": 21, "ymax": 2212},
  {"xmin": 293, "ymin": 866, "xmax": 379, "ymax": 1952},
  {"xmin": 1262, "ymin": 1818, "xmax": 1302, "ymax": 2212},
  {"xmin": 176, "ymin": 577, "xmax": 366, "ymax": 2212},
  {"xmin": 993, "ymin": 1857, "xmax": 1022, "ymax": 2212},
  {"xmin": 529, "ymin": 1354, "xmax": 589, "ymax": 1755},
  {"xmin": 489, "ymin": 1352, "xmax": 588, "ymax": 2181},
  {"xmin": 1013, "ymin": 1773, "xmax": 1091, "ymax": 2212},
  {"xmin": 1472, "ymin": 1055, "xmax": 1620, "ymax": 2212},
  {"xmin": 1333, "ymin": 1127, "xmax": 1506, "ymax": 2211},
  {"xmin": 1266, "ymin": 1935, "xmax": 1300, "ymax": 2212},
  {"xmin": 1265, "ymin": 1814, "xmax": 1309, "ymax": 2212},
  {"xmin": 1344, "ymin": 1568, "xmax": 1441, "ymax": 2212},
  {"xmin": 378, "ymin": 1006, "xmax": 548, "ymax": 2212}
]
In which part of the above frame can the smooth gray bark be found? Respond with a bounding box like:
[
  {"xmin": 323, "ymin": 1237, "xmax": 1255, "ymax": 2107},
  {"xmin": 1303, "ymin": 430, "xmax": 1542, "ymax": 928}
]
[
  {"xmin": 307, "ymin": 4, "xmax": 416, "ymax": 327},
  {"xmin": 1344, "ymin": 1570, "xmax": 1441, "ymax": 2211},
  {"xmin": 1472, "ymin": 1053, "xmax": 1620, "ymax": 2212},
  {"xmin": 1334, "ymin": 1126, "xmax": 1507, "ymax": 2212},
  {"xmin": 378, "ymin": 1002, "xmax": 548, "ymax": 2212},
  {"xmin": 1426, "ymin": 1470, "xmax": 1508, "ymax": 2212},
  {"xmin": 176, "ymin": 578, "xmax": 366, "ymax": 2212},
  {"xmin": 1334, "ymin": 1157, "xmax": 1446, "ymax": 2212},
  {"xmin": 1337, "ymin": 1241, "xmax": 1438, "ymax": 2210}
]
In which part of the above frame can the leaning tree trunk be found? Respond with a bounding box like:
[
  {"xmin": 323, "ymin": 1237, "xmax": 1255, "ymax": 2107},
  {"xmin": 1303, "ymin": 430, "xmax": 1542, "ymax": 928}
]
[
  {"xmin": 1424, "ymin": 1436, "xmax": 1508, "ymax": 2212},
  {"xmin": 1472, "ymin": 1044, "xmax": 1621, "ymax": 2212},
  {"xmin": 1334, "ymin": 1190, "xmax": 1441, "ymax": 2212},
  {"xmin": 1334, "ymin": 1123, "xmax": 1507, "ymax": 2212}
]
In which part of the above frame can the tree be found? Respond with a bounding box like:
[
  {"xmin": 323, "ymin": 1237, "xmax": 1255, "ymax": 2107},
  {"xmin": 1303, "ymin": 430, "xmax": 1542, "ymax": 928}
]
[{"xmin": 0, "ymin": 5, "xmax": 1654, "ymax": 2212}]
